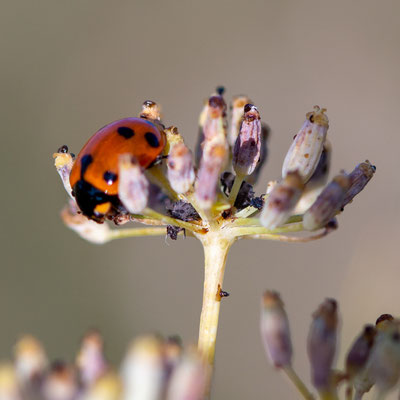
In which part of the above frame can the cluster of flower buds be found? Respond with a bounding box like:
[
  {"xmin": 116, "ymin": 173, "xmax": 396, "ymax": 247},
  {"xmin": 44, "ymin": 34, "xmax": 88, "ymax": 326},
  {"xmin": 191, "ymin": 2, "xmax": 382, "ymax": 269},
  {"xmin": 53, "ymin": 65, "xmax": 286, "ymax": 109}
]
[
  {"xmin": 0, "ymin": 332, "xmax": 208, "ymax": 400},
  {"xmin": 260, "ymin": 291, "xmax": 400, "ymax": 400},
  {"xmin": 54, "ymin": 88, "xmax": 375, "ymax": 245}
]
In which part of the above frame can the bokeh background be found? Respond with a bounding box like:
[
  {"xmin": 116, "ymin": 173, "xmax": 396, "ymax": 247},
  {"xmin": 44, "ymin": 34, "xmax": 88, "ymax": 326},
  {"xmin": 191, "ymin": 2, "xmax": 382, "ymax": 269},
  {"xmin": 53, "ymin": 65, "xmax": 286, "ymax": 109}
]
[{"xmin": 1, "ymin": 0, "xmax": 399, "ymax": 398}]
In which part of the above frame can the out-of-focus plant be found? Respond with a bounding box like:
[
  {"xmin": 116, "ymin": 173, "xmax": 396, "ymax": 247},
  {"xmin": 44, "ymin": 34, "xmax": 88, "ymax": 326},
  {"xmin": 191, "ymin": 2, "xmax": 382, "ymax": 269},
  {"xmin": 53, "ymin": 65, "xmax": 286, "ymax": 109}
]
[
  {"xmin": 260, "ymin": 291, "xmax": 400, "ymax": 400},
  {"xmin": 53, "ymin": 88, "xmax": 375, "ymax": 397}
]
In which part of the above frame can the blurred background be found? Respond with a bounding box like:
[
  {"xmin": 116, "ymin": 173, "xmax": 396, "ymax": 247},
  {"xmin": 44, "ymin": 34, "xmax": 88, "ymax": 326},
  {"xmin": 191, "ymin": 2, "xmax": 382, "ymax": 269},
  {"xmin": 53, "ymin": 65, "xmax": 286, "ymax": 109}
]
[{"xmin": 1, "ymin": 0, "xmax": 399, "ymax": 398}]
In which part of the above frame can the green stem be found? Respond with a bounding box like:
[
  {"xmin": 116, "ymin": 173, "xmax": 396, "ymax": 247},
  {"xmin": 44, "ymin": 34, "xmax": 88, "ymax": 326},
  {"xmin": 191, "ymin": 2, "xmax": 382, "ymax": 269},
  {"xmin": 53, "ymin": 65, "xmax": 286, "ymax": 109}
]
[
  {"xmin": 230, "ymin": 222, "xmax": 304, "ymax": 237},
  {"xmin": 196, "ymin": 232, "xmax": 235, "ymax": 398},
  {"xmin": 143, "ymin": 208, "xmax": 205, "ymax": 233},
  {"xmin": 227, "ymin": 174, "xmax": 244, "ymax": 205},
  {"xmin": 283, "ymin": 366, "xmax": 315, "ymax": 400},
  {"xmin": 108, "ymin": 227, "xmax": 168, "ymax": 240}
]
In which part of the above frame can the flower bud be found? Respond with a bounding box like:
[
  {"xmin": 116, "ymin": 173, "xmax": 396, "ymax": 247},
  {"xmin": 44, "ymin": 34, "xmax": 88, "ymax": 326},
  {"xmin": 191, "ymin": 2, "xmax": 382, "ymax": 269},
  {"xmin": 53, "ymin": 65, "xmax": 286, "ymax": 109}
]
[
  {"xmin": 376, "ymin": 314, "xmax": 395, "ymax": 332},
  {"xmin": 260, "ymin": 171, "xmax": 304, "ymax": 229},
  {"xmin": 229, "ymin": 95, "xmax": 251, "ymax": 146},
  {"xmin": 164, "ymin": 126, "xmax": 184, "ymax": 154},
  {"xmin": 42, "ymin": 362, "xmax": 78, "ymax": 400},
  {"xmin": 365, "ymin": 329, "xmax": 400, "ymax": 397},
  {"xmin": 118, "ymin": 155, "xmax": 149, "ymax": 214},
  {"xmin": 195, "ymin": 143, "xmax": 227, "ymax": 209},
  {"xmin": 53, "ymin": 145, "xmax": 75, "ymax": 199},
  {"xmin": 61, "ymin": 200, "xmax": 111, "ymax": 244},
  {"xmin": 232, "ymin": 104, "xmax": 262, "ymax": 177},
  {"xmin": 167, "ymin": 143, "xmax": 195, "ymax": 194},
  {"xmin": 0, "ymin": 364, "xmax": 21, "ymax": 400},
  {"xmin": 260, "ymin": 291, "xmax": 292, "ymax": 368},
  {"xmin": 345, "ymin": 325, "xmax": 376, "ymax": 380},
  {"xmin": 166, "ymin": 347, "xmax": 207, "ymax": 400},
  {"xmin": 14, "ymin": 335, "xmax": 47, "ymax": 386},
  {"xmin": 120, "ymin": 336, "xmax": 164, "ymax": 400},
  {"xmin": 84, "ymin": 372, "xmax": 122, "ymax": 400},
  {"xmin": 303, "ymin": 174, "xmax": 350, "ymax": 231},
  {"xmin": 307, "ymin": 299, "xmax": 338, "ymax": 391},
  {"xmin": 76, "ymin": 330, "xmax": 108, "ymax": 387},
  {"xmin": 282, "ymin": 106, "xmax": 329, "ymax": 183},
  {"xmin": 294, "ymin": 142, "xmax": 331, "ymax": 214},
  {"xmin": 342, "ymin": 160, "xmax": 376, "ymax": 208}
]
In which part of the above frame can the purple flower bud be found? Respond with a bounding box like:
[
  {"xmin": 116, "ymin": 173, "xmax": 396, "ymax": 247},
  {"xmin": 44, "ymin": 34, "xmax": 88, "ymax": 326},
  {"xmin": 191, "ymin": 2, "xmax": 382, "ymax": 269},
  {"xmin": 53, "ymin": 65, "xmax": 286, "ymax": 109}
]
[
  {"xmin": 76, "ymin": 330, "xmax": 108, "ymax": 387},
  {"xmin": 303, "ymin": 174, "xmax": 351, "ymax": 231},
  {"xmin": 346, "ymin": 325, "xmax": 376, "ymax": 380},
  {"xmin": 195, "ymin": 143, "xmax": 227, "ymax": 209},
  {"xmin": 118, "ymin": 155, "xmax": 149, "ymax": 214},
  {"xmin": 282, "ymin": 106, "xmax": 329, "ymax": 183},
  {"xmin": 342, "ymin": 160, "xmax": 376, "ymax": 208},
  {"xmin": 121, "ymin": 336, "xmax": 165, "ymax": 400},
  {"xmin": 232, "ymin": 104, "xmax": 262, "ymax": 177},
  {"xmin": 260, "ymin": 171, "xmax": 304, "ymax": 229},
  {"xmin": 166, "ymin": 348, "xmax": 208, "ymax": 400},
  {"xmin": 307, "ymin": 299, "xmax": 338, "ymax": 391},
  {"xmin": 229, "ymin": 95, "xmax": 252, "ymax": 146},
  {"xmin": 167, "ymin": 143, "xmax": 195, "ymax": 194},
  {"xmin": 260, "ymin": 291, "xmax": 292, "ymax": 368}
]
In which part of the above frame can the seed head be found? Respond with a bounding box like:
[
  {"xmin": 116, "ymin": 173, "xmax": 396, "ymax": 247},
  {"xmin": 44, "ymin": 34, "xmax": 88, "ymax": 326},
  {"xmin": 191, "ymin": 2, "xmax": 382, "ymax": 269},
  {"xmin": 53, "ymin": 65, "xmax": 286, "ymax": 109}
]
[
  {"xmin": 232, "ymin": 104, "xmax": 262, "ymax": 177},
  {"xmin": 118, "ymin": 155, "xmax": 149, "ymax": 214},
  {"xmin": 260, "ymin": 171, "xmax": 304, "ymax": 229},
  {"xmin": 307, "ymin": 298, "xmax": 338, "ymax": 391},
  {"xmin": 260, "ymin": 291, "xmax": 292, "ymax": 368},
  {"xmin": 282, "ymin": 106, "xmax": 329, "ymax": 183},
  {"xmin": 303, "ymin": 174, "xmax": 351, "ymax": 231},
  {"xmin": 167, "ymin": 142, "xmax": 195, "ymax": 194}
]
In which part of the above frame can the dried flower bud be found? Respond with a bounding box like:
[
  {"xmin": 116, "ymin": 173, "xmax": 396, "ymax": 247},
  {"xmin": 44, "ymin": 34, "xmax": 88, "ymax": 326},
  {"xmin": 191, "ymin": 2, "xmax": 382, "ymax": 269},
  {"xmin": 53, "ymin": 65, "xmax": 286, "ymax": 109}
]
[
  {"xmin": 76, "ymin": 330, "xmax": 108, "ymax": 387},
  {"xmin": 61, "ymin": 200, "xmax": 111, "ymax": 244},
  {"xmin": 195, "ymin": 143, "xmax": 227, "ymax": 209},
  {"xmin": 342, "ymin": 160, "xmax": 376, "ymax": 208},
  {"xmin": 365, "ymin": 329, "xmax": 400, "ymax": 396},
  {"xmin": 0, "ymin": 364, "xmax": 21, "ymax": 400},
  {"xmin": 121, "ymin": 336, "xmax": 164, "ymax": 400},
  {"xmin": 84, "ymin": 372, "xmax": 122, "ymax": 400},
  {"xmin": 14, "ymin": 335, "xmax": 47, "ymax": 386},
  {"xmin": 307, "ymin": 299, "xmax": 338, "ymax": 391},
  {"xmin": 118, "ymin": 155, "xmax": 149, "ymax": 214},
  {"xmin": 260, "ymin": 171, "xmax": 304, "ymax": 229},
  {"xmin": 202, "ymin": 95, "xmax": 227, "ymax": 144},
  {"xmin": 139, "ymin": 100, "xmax": 161, "ymax": 121},
  {"xmin": 229, "ymin": 95, "xmax": 252, "ymax": 146},
  {"xmin": 42, "ymin": 362, "xmax": 77, "ymax": 400},
  {"xmin": 376, "ymin": 314, "xmax": 395, "ymax": 332},
  {"xmin": 164, "ymin": 126, "xmax": 184, "ymax": 154},
  {"xmin": 166, "ymin": 347, "xmax": 207, "ymax": 400},
  {"xmin": 163, "ymin": 336, "xmax": 183, "ymax": 380},
  {"xmin": 232, "ymin": 104, "xmax": 262, "ymax": 177},
  {"xmin": 346, "ymin": 325, "xmax": 376, "ymax": 380},
  {"xmin": 260, "ymin": 291, "xmax": 292, "ymax": 368},
  {"xmin": 167, "ymin": 143, "xmax": 195, "ymax": 194},
  {"xmin": 303, "ymin": 174, "xmax": 350, "ymax": 231},
  {"xmin": 282, "ymin": 106, "xmax": 329, "ymax": 183},
  {"xmin": 294, "ymin": 142, "xmax": 331, "ymax": 214},
  {"xmin": 53, "ymin": 146, "xmax": 75, "ymax": 199}
]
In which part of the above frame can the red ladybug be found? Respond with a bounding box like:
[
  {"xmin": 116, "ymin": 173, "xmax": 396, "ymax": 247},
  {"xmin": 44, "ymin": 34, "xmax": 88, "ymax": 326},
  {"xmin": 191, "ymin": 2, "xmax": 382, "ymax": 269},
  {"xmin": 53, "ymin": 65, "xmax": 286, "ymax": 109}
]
[{"xmin": 69, "ymin": 117, "xmax": 166, "ymax": 221}]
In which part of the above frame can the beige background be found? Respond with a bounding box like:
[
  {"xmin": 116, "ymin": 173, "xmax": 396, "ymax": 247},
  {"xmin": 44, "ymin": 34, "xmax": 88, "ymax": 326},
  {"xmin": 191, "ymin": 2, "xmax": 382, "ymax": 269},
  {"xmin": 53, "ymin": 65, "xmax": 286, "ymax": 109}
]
[{"xmin": 1, "ymin": 0, "xmax": 399, "ymax": 398}]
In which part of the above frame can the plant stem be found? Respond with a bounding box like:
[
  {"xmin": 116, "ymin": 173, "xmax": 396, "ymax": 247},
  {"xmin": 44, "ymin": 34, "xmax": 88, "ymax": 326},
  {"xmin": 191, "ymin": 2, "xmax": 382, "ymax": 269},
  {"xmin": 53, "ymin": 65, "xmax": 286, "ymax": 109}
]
[
  {"xmin": 108, "ymin": 227, "xmax": 168, "ymax": 240},
  {"xmin": 197, "ymin": 232, "xmax": 235, "ymax": 397},
  {"xmin": 227, "ymin": 174, "xmax": 244, "ymax": 205},
  {"xmin": 282, "ymin": 366, "xmax": 315, "ymax": 400}
]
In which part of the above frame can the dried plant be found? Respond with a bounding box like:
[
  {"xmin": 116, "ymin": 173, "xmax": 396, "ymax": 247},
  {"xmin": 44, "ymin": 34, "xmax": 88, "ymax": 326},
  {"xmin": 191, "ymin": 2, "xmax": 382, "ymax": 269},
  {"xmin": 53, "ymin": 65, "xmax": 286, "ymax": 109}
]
[
  {"xmin": 260, "ymin": 291, "xmax": 400, "ymax": 400},
  {"xmin": 53, "ymin": 88, "xmax": 375, "ymax": 397}
]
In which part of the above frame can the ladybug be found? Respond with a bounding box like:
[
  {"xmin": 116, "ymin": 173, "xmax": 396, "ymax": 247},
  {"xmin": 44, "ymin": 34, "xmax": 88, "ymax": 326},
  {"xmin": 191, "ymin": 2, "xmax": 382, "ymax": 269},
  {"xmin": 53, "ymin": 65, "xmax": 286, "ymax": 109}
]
[{"xmin": 69, "ymin": 117, "xmax": 166, "ymax": 222}]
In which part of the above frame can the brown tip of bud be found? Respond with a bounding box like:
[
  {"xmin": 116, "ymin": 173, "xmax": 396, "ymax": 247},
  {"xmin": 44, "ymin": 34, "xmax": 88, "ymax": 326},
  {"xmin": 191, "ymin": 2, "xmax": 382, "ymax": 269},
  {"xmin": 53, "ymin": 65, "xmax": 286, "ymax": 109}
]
[
  {"xmin": 208, "ymin": 95, "xmax": 227, "ymax": 118},
  {"xmin": 376, "ymin": 314, "xmax": 394, "ymax": 326},
  {"xmin": 140, "ymin": 100, "xmax": 161, "ymax": 121},
  {"xmin": 262, "ymin": 291, "xmax": 284, "ymax": 308},
  {"xmin": 306, "ymin": 105, "xmax": 329, "ymax": 127},
  {"xmin": 284, "ymin": 170, "xmax": 305, "ymax": 191},
  {"xmin": 243, "ymin": 104, "xmax": 261, "ymax": 121}
]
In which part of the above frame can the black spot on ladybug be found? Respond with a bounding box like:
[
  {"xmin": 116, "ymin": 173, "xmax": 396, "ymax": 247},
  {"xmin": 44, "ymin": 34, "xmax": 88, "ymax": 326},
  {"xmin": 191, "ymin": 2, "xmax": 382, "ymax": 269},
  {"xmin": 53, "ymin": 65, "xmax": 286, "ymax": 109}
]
[
  {"xmin": 103, "ymin": 171, "xmax": 118, "ymax": 185},
  {"xmin": 117, "ymin": 126, "xmax": 135, "ymax": 139},
  {"xmin": 80, "ymin": 154, "xmax": 93, "ymax": 178},
  {"xmin": 145, "ymin": 132, "xmax": 160, "ymax": 148},
  {"xmin": 58, "ymin": 145, "xmax": 69, "ymax": 153}
]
